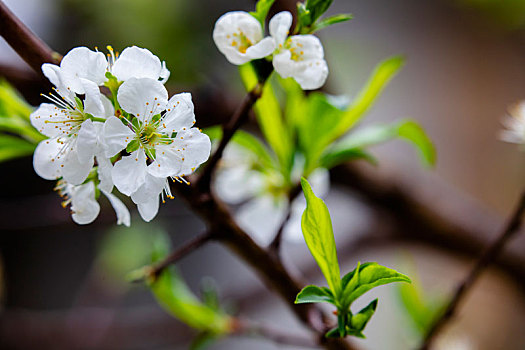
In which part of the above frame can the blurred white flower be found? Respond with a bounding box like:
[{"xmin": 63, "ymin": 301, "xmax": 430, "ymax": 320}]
[
  {"xmin": 103, "ymin": 77, "xmax": 211, "ymax": 221},
  {"xmin": 55, "ymin": 180, "xmax": 130, "ymax": 226},
  {"xmin": 213, "ymin": 11, "xmax": 276, "ymax": 65},
  {"xmin": 269, "ymin": 11, "xmax": 328, "ymax": 90},
  {"xmin": 214, "ymin": 144, "xmax": 330, "ymax": 245},
  {"xmin": 500, "ymin": 101, "xmax": 525, "ymax": 145}
]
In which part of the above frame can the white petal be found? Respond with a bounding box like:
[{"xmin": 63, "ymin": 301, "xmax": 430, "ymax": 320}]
[
  {"xmin": 100, "ymin": 94, "xmax": 115, "ymax": 117},
  {"xmin": 112, "ymin": 46, "xmax": 162, "ymax": 82},
  {"xmin": 102, "ymin": 190, "xmax": 131, "ymax": 227},
  {"xmin": 60, "ymin": 47, "xmax": 107, "ymax": 93},
  {"xmin": 213, "ymin": 11, "xmax": 266, "ymax": 65},
  {"xmin": 269, "ymin": 11, "xmax": 292, "ymax": 46},
  {"xmin": 292, "ymin": 59, "xmax": 328, "ymax": 90},
  {"xmin": 160, "ymin": 92, "xmax": 195, "ymax": 134},
  {"xmin": 117, "ymin": 77, "xmax": 168, "ymax": 121},
  {"xmin": 112, "ymin": 149, "xmax": 147, "ymax": 196},
  {"xmin": 30, "ymin": 103, "xmax": 64, "ymax": 138},
  {"xmin": 172, "ymin": 128, "xmax": 211, "ymax": 176},
  {"xmin": 147, "ymin": 144, "xmax": 183, "ymax": 178},
  {"xmin": 76, "ymin": 119, "xmax": 98, "ymax": 163},
  {"xmin": 33, "ymin": 138, "xmax": 64, "ymax": 180},
  {"xmin": 41, "ymin": 63, "xmax": 61, "ymax": 88},
  {"xmin": 245, "ymin": 37, "xmax": 276, "ymax": 60},
  {"xmin": 236, "ymin": 196, "xmax": 287, "ymax": 246},
  {"xmin": 62, "ymin": 147, "xmax": 94, "ymax": 185},
  {"xmin": 159, "ymin": 61, "xmax": 170, "ymax": 84},
  {"xmin": 137, "ymin": 197, "xmax": 160, "ymax": 222},
  {"xmin": 273, "ymin": 35, "xmax": 328, "ymax": 90},
  {"xmin": 71, "ymin": 182, "xmax": 100, "ymax": 225},
  {"xmin": 103, "ymin": 116, "xmax": 135, "ymax": 157},
  {"xmin": 273, "ymin": 51, "xmax": 296, "ymax": 78},
  {"xmin": 130, "ymin": 173, "xmax": 165, "ymax": 204},
  {"xmin": 96, "ymin": 153, "xmax": 114, "ymax": 192},
  {"xmin": 81, "ymin": 79, "xmax": 105, "ymax": 117}
]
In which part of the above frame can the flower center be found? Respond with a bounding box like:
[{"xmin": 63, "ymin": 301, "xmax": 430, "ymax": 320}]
[
  {"xmin": 230, "ymin": 31, "xmax": 253, "ymax": 54},
  {"xmin": 285, "ymin": 39, "xmax": 305, "ymax": 62}
]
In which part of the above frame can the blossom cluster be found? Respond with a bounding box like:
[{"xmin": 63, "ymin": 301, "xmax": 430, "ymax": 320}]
[
  {"xmin": 30, "ymin": 46, "xmax": 211, "ymax": 225},
  {"xmin": 213, "ymin": 11, "xmax": 328, "ymax": 90}
]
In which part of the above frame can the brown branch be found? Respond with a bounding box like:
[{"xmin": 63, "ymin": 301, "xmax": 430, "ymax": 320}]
[
  {"xmin": 131, "ymin": 231, "xmax": 213, "ymax": 283},
  {"xmin": 234, "ymin": 319, "xmax": 318, "ymax": 348},
  {"xmin": 173, "ymin": 182, "xmax": 354, "ymax": 350},
  {"xmin": 268, "ymin": 183, "xmax": 303, "ymax": 254},
  {"xmin": 419, "ymin": 190, "xmax": 525, "ymax": 350},
  {"xmin": 196, "ymin": 80, "xmax": 265, "ymax": 193},
  {"xmin": 0, "ymin": 1, "xmax": 60, "ymax": 72}
]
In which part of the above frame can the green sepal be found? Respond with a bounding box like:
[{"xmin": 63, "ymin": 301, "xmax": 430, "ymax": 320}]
[
  {"xmin": 295, "ymin": 285, "xmax": 335, "ymax": 304},
  {"xmin": 152, "ymin": 114, "xmax": 162, "ymax": 123},
  {"xmin": 126, "ymin": 139, "xmax": 140, "ymax": 153},
  {"xmin": 131, "ymin": 117, "xmax": 140, "ymax": 130},
  {"xmin": 74, "ymin": 96, "xmax": 84, "ymax": 112}
]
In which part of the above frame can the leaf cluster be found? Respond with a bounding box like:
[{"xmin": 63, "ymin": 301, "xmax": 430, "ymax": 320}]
[{"xmin": 296, "ymin": 178, "xmax": 411, "ymax": 338}]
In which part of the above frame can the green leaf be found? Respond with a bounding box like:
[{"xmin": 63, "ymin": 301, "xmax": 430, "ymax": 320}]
[
  {"xmin": 350, "ymin": 299, "xmax": 378, "ymax": 331},
  {"xmin": 331, "ymin": 56, "xmax": 405, "ymax": 142},
  {"xmin": 148, "ymin": 233, "xmax": 232, "ymax": 335},
  {"xmin": 295, "ymin": 285, "xmax": 335, "ymax": 304},
  {"xmin": 250, "ymin": 0, "xmax": 276, "ymax": 27},
  {"xmin": 313, "ymin": 13, "xmax": 353, "ymax": 32},
  {"xmin": 341, "ymin": 262, "xmax": 411, "ymax": 306},
  {"xmin": 319, "ymin": 147, "xmax": 377, "ymax": 169},
  {"xmin": 239, "ymin": 63, "xmax": 293, "ymax": 174},
  {"xmin": 324, "ymin": 119, "xmax": 436, "ymax": 167},
  {"xmin": 305, "ymin": 0, "xmax": 334, "ymax": 24},
  {"xmin": 300, "ymin": 178, "xmax": 342, "ymax": 297},
  {"xmin": 397, "ymin": 269, "xmax": 446, "ymax": 336},
  {"xmin": 397, "ymin": 120, "xmax": 436, "ymax": 166},
  {"xmin": 299, "ymin": 93, "xmax": 345, "ymax": 173},
  {"xmin": 190, "ymin": 332, "xmax": 218, "ymax": 350},
  {"xmin": 0, "ymin": 135, "xmax": 36, "ymax": 162}
]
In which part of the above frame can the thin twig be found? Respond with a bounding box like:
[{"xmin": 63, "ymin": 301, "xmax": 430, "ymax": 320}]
[
  {"xmin": 419, "ymin": 190, "xmax": 525, "ymax": 350},
  {"xmin": 132, "ymin": 231, "xmax": 212, "ymax": 283},
  {"xmin": 233, "ymin": 318, "xmax": 318, "ymax": 348},
  {"xmin": 269, "ymin": 183, "xmax": 303, "ymax": 254},
  {"xmin": 196, "ymin": 82, "xmax": 264, "ymax": 192},
  {"xmin": 0, "ymin": 1, "xmax": 60, "ymax": 72}
]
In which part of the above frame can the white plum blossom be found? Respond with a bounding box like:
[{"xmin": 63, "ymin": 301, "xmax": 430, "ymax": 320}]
[
  {"xmin": 500, "ymin": 101, "xmax": 525, "ymax": 145},
  {"xmin": 103, "ymin": 77, "xmax": 211, "ymax": 221},
  {"xmin": 269, "ymin": 11, "xmax": 328, "ymax": 90},
  {"xmin": 55, "ymin": 180, "xmax": 130, "ymax": 226},
  {"xmin": 214, "ymin": 144, "xmax": 330, "ymax": 245},
  {"xmin": 212, "ymin": 10, "xmax": 329, "ymax": 90},
  {"xmin": 213, "ymin": 11, "xmax": 275, "ymax": 65},
  {"xmin": 31, "ymin": 57, "xmax": 114, "ymax": 186},
  {"xmin": 106, "ymin": 45, "xmax": 170, "ymax": 83}
]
